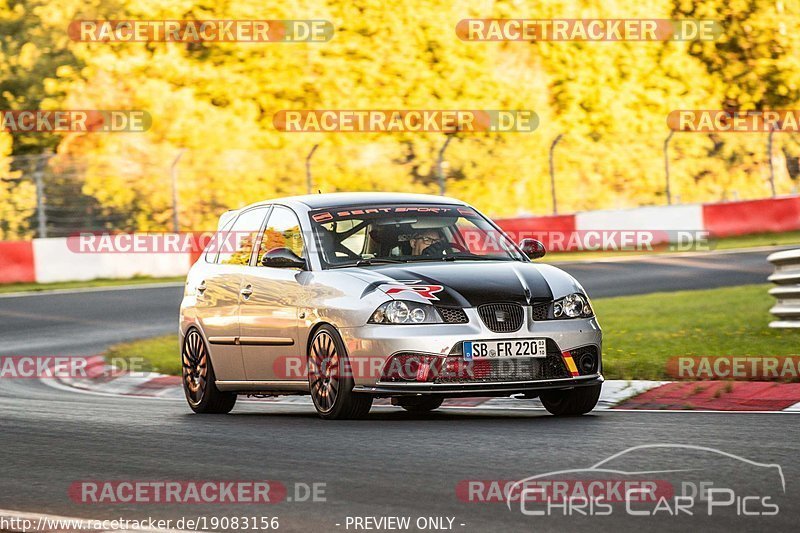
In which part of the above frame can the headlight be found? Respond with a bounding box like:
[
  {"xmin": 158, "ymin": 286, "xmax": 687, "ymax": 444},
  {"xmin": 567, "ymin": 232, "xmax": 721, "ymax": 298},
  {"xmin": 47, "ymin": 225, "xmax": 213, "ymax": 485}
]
[
  {"xmin": 552, "ymin": 293, "xmax": 593, "ymax": 319},
  {"xmin": 369, "ymin": 300, "xmax": 443, "ymax": 324}
]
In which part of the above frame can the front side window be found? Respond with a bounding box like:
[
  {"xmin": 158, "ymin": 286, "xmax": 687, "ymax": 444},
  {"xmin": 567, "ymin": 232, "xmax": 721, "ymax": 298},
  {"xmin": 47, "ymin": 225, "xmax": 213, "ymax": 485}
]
[
  {"xmin": 308, "ymin": 204, "xmax": 523, "ymax": 269},
  {"xmin": 256, "ymin": 206, "xmax": 306, "ymax": 265},
  {"xmin": 217, "ymin": 207, "xmax": 270, "ymax": 265}
]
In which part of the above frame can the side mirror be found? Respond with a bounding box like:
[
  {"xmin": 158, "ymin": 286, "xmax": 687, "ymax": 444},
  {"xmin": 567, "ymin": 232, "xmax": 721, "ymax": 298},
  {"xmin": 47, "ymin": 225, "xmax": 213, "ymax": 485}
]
[
  {"xmin": 519, "ymin": 238, "xmax": 546, "ymax": 260},
  {"xmin": 261, "ymin": 247, "xmax": 306, "ymax": 269}
]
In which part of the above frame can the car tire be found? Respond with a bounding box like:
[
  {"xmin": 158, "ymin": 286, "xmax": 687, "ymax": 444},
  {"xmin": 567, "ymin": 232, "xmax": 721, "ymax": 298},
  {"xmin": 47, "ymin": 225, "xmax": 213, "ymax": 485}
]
[
  {"xmin": 540, "ymin": 384, "xmax": 601, "ymax": 416},
  {"xmin": 182, "ymin": 329, "xmax": 237, "ymax": 414},
  {"xmin": 397, "ymin": 396, "xmax": 444, "ymax": 413},
  {"xmin": 307, "ymin": 325, "xmax": 373, "ymax": 420}
]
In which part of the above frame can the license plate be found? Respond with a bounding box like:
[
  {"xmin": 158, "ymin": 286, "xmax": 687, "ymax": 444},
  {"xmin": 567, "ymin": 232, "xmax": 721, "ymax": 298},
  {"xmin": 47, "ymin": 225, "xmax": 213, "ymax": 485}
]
[{"xmin": 463, "ymin": 339, "xmax": 547, "ymax": 360}]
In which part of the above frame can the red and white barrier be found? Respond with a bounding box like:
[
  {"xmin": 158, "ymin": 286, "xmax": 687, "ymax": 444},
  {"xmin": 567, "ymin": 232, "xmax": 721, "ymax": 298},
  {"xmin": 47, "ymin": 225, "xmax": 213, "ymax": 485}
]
[
  {"xmin": 496, "ymin": 195, "xmax": 800, "ymax": 250},
  {"xmin": 1, "ymin": 195, "xmax": 798, "ymax": 285}
]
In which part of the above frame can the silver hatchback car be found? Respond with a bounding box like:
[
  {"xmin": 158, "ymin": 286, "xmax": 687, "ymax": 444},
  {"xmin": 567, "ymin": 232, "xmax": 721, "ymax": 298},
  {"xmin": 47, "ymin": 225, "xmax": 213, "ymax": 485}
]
[{"xmin": 180, "ymin": 193, "xmax": 602, "ymax": 419}]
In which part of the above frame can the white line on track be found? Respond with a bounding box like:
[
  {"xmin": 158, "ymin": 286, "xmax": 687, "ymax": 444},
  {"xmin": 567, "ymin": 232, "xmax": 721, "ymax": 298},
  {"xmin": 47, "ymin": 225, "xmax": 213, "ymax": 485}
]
[{"xmin": 0, "ymin": 282, "xmax": 184, "ymax": 299}]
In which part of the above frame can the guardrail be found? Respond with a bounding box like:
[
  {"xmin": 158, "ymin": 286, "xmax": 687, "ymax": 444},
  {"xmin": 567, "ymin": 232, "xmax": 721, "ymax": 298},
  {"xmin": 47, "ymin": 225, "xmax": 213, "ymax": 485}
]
[{"xmin": 768, "ymin": 249, "xmax": 800, "ymax": 328}]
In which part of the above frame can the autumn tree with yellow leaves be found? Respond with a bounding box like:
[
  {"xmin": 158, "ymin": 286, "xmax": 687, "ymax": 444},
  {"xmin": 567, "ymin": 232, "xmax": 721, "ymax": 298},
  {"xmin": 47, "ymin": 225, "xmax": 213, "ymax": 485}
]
[{"xmin": 0, "ymin": 0, "xmax": 798, "ymax": 237}]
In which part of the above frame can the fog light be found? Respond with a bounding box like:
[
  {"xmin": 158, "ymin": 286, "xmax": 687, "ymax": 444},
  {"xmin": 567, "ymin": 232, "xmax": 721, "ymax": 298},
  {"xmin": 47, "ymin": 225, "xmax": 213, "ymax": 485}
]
[{"xmin": 579, "ymin": 353, "xmax": 597, "ymax": 374}]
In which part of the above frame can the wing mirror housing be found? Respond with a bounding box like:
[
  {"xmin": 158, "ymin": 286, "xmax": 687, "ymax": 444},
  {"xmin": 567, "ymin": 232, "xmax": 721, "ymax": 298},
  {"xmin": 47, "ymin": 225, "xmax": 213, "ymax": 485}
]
[
  {"xmin": 261, "ymin": 248, "xmax": 307, "ymax": 269},
  {"xmin": 519, "ymin": 238, "xmax": 546, "ymax": 260}
]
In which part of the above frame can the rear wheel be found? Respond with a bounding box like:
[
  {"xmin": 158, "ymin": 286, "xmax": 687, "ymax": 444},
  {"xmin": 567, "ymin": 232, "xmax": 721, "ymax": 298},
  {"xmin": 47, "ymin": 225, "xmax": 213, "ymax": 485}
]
[
  {"xmin": 540, "ymin": 384, "xmax": 601, "ymax": 416},
  {"xmin": 182, "ymin": 329, "xmax": 236, "ymax": 414},
  {"xmin": 396, "ymin": 396, "xmax": 444, "ymax": 413},
  {"xmin": 307, "ymin": 325, "xmax": 373, "ymax": 420}
]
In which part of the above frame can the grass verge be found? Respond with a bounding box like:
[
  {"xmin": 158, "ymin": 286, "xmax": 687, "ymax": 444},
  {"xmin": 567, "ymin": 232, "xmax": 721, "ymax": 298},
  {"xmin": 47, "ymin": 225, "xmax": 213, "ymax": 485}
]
[
  {"xmin": 594, "ymin": 284, "xmax": 797, "ymax": 380},
  {"xmin": 106, "ymin": 335, "xmax": 181, "ymax": 376},
  {"xmin": 105, "ymin": 284, "xmax": 797, "ymax": 380}
]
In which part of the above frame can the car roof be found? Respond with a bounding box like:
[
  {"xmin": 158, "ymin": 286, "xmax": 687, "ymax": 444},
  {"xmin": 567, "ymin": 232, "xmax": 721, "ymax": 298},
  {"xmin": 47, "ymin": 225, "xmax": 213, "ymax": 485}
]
[{"xmin": 250, "ymin": 192, "xmax": 467, "ymax": 211}]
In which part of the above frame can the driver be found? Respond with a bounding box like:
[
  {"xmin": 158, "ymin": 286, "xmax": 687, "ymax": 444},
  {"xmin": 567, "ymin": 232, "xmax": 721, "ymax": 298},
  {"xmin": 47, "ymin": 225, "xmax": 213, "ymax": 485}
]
[{"xmin": 410, "ymin": 229, "xmax": 447, "ymax": 256}]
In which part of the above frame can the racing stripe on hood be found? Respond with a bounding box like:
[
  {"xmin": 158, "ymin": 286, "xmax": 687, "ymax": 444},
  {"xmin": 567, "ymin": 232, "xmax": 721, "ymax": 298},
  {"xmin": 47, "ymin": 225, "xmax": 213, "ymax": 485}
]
[{"xmin": 354, "ymin": 262, "xmax": 553, "ymax": 307}]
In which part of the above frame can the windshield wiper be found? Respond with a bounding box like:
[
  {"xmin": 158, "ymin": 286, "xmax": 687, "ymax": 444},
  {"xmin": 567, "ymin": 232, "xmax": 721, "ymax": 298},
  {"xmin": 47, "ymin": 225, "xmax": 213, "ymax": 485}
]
[
  {"xmin": 355, "ymin": 258, "xmax": 406, "ymax": 266},
  {"xmin": 412, "ymin": 255, "xmax": 515, "ymax": 262},
  {"xmin": 330, "ymin": 258, "xmax": 407, "ymax": 268}
]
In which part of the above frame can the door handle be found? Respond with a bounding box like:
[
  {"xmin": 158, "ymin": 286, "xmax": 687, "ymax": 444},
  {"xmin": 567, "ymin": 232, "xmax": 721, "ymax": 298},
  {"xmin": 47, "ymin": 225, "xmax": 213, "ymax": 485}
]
[
  {"xmin": 197, "ymin": 281, "xmax": 207, "ymax": 294},
  {"xmin": 240, "ymin": 285, "xmax": 253, "ymax": 299}
]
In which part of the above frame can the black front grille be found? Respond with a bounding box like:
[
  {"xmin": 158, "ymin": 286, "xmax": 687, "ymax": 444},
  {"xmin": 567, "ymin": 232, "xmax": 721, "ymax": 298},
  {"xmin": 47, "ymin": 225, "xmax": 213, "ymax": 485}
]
[
  {"xmin": 531, "ymin": 303, "xmax": 549, "ymax": 321},
  {"xmin": 435, "ymin": 354, "xmax": 571, "ymax": 383},
  {"xmin": 478, "ymin": 303, "xmax": 524, "ymax": 332},
  {"xmin": 436, "ymin": 306, "xmax": 469, "ymax": 324}
]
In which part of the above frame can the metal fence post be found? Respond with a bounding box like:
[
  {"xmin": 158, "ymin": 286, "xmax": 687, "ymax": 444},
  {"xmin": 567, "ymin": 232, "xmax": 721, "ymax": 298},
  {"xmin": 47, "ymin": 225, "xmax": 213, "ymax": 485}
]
[
  {"xmin": 170, "ymin": 149, "xmax": 186, "ymax": 233},
  {"xmin": 664, "ymin": 130, "xmax": 674, "ymax": 205},
  {"xmin": 549, "ymin": 134, "xmax": 563, "ymax": 215},
  {"xmin": 767, "ymin": 127, "xmax": 776, "ymax": 197},
  {"xmin": 33, "ymin": 154, "xmax": 49, "ymax": 238},
  {"xmin": 437, "ymin": 135, "xmax": 454, "ymax": 196},
  {"xmin": 306, "ymin": 144, "xmax": 319, "ymax": 195}
]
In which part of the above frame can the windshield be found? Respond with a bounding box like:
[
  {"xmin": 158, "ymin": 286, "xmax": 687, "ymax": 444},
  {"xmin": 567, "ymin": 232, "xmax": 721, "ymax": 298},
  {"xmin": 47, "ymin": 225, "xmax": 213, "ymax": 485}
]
[{"xmin": 308, "ymin": 204, "xmax": 524, "ymax": 268}]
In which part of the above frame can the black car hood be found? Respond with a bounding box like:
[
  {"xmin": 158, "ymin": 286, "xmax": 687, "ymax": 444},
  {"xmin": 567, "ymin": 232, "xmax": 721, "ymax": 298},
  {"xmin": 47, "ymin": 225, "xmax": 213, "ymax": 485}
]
[{"xmin": 349, "ymin": 261, "xmax": 554, "ymax": 307}]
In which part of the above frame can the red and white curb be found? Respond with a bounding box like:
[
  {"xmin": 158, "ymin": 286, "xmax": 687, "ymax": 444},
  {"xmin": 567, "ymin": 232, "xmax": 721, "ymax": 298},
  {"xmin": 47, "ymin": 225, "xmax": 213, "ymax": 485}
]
[
  {"xmin": 48, "ymin": 357, "xmax": 800, "ymax": 412},
  {"xmin": 50, "ymin": 357, "xmax": 662, "ymax": 409}
]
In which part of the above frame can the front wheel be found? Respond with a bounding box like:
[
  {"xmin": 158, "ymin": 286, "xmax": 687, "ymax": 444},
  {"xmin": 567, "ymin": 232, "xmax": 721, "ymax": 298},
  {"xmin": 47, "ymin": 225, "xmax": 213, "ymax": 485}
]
[
  {"xmin": 182, "ymin": 329, "xmax": 236, "ymax": 414},
  {"xmin": 307, "ymin": 325, "xmax": 373, "ymax": 420},
  {"xmin": 540, "ymin": 384, "xmax": 601, "ymax": 416}
]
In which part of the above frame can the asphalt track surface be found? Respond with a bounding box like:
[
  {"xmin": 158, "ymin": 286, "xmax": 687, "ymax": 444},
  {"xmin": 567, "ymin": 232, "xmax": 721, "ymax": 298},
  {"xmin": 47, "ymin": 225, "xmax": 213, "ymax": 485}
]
[{"xmin": 0, "ymin": 246, "xmax": 795, "ymax": 532}]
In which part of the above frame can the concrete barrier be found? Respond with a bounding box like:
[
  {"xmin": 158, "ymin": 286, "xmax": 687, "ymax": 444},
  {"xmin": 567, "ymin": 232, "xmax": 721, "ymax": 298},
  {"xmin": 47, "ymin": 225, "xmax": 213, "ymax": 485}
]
[{"xmin": 23, "ymin": 237, "xmax": 192, "ymax": 284}]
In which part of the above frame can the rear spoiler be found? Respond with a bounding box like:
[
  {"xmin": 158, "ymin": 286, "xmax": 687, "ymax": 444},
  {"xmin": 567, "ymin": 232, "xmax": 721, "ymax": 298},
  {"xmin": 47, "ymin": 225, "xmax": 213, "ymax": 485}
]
[{"xmin": 217, "ymin": 209, "xmax": 239, "ymax": 230}]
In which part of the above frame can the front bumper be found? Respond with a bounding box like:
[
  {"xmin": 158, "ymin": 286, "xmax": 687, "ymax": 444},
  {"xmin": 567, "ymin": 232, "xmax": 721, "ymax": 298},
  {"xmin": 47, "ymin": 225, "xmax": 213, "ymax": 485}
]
[
  {"xmin": 354, "ymin": 374, "xmax": 603, "ymax": 398},
  {"xmin": 338, "ymin": 307, "xmax": 602, "ymax": 391}
]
